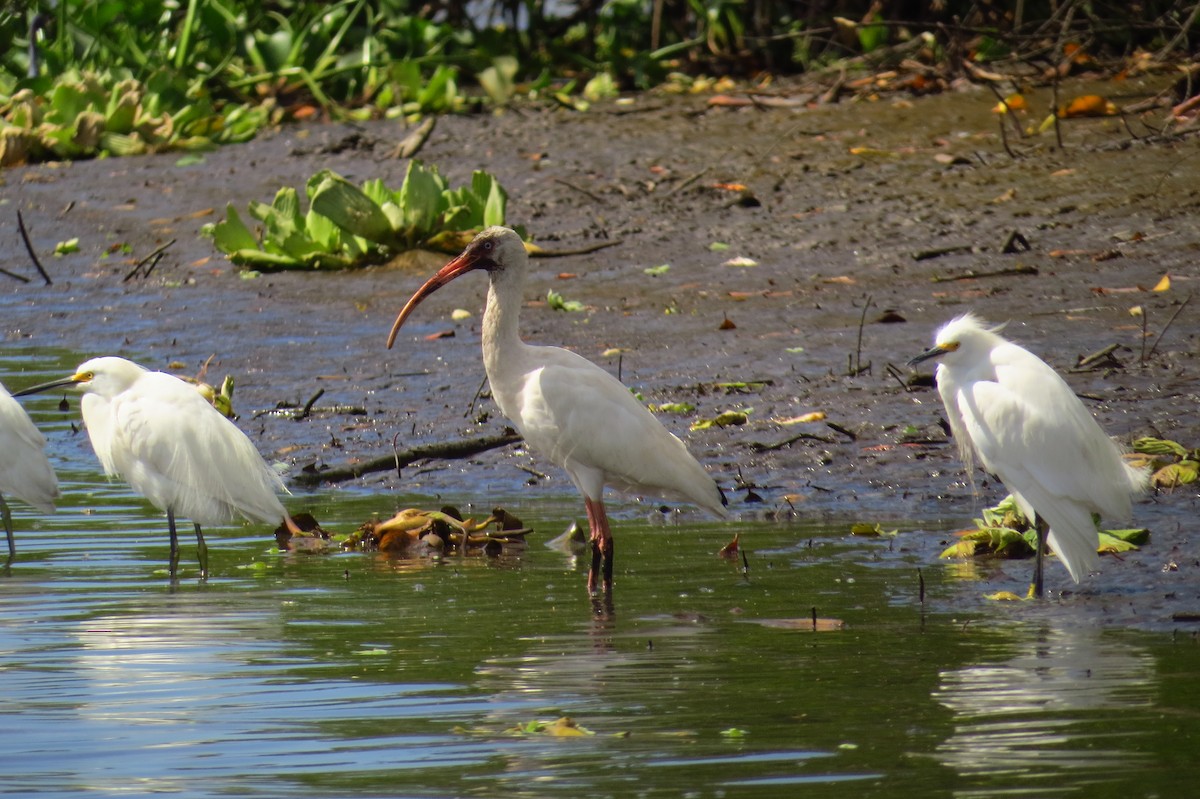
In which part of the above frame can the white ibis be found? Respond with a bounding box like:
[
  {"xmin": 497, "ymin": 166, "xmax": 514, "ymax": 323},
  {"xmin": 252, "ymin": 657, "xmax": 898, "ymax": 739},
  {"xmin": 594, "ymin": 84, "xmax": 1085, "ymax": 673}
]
[
  {"xmin": 0, "ymin": 380, "xmax": 58, "ymax": 562},
  {"xmin": 386, "ymin": 226, "xmax": 727, "ymax": 593},
  {"xmin": 909, "ymin": 314, "xmax": 1147, "ymax": 596},
  {"xmin": 15, "ymin": 357, "xmax": 300, "ymax": 577}
]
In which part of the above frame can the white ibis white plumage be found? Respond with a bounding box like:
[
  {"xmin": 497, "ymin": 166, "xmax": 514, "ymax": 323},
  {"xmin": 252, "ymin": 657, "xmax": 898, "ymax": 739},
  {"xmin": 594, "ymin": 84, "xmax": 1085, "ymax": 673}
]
[
  {"xmin": 15, "ymin": 357, "xmax": 300, "ymax": 577},
  {"xmin": 909, "ymin": 314, "xmax": 1148, "ymax": 596},
  {"xmin": 0, "ymin": 380, "xmax": 58, "ymax": 562},
  {"xmin": 387, "ymin": 226, "xmax": 727, "ymax": 593}
]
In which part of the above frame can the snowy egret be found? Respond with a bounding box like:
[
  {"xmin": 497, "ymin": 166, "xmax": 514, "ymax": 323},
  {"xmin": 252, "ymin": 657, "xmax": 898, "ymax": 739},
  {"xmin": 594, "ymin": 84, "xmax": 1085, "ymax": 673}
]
[
  {"xmin": 15, "ymin": 357, "xmax": 299, "ymax": 577},
  {"xmin": 0, "ymin": 381, "xmax": 58, "ymax": 562},
  {"xmin": 386, "ymin": 226, "xmax": 727, "ymax": 593},
  {"xmin": 909, "ymin": 313, "xmax": 1147, "ymax": 596}
]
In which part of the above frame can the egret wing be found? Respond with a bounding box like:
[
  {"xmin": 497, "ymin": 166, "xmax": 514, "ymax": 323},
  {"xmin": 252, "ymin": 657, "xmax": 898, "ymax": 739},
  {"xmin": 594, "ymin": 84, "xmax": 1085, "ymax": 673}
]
[
  {"xmin": 0, "ymin": 389, "xmax": 58, "ymax": 511},
  {"xmin": 109, "ymin": 374, "xmax": 286, "ymax": 526}
]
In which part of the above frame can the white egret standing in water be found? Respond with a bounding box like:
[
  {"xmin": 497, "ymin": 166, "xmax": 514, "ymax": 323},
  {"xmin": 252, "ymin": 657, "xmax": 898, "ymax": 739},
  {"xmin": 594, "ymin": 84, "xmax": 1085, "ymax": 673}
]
[
  {"xmin": 16, "ymin": 357, "xmax": 299, "ymax": 577},
  {"xmin": 0, "ymin": 380, "xmax": 58, "ymax": 562},
  {"xmin": 909, "ymin": 314, "xmax": 1148, "ymax": 596}
]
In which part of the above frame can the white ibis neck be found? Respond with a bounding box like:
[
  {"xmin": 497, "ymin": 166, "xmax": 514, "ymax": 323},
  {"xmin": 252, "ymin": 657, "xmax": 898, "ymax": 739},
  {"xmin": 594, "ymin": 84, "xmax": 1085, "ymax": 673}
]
[{"xmin": 481, "ymin": 276, "xmax": 526, "ymax": 379}]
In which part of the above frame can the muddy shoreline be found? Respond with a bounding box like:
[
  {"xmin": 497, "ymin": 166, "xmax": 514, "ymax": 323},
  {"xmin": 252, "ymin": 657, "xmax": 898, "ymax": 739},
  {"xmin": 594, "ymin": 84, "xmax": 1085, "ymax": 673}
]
[{"xmin": 3, "ymin": 75, "xmax": 1198, "ymax": 618}]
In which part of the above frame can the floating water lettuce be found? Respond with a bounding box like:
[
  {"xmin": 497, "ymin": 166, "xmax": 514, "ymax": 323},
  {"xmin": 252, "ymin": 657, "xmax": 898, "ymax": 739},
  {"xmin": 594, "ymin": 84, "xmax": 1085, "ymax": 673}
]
[
  {"xmin": 0, "ymin": 69, "xmax": 269, "ymax": 166},
  {"xmin": 203, "ymin": 162, "xmax": 513, "ymax": 270},
  {"xmin": 940, "ymin": 494, "xmax": 1149, "ymax": 561}
]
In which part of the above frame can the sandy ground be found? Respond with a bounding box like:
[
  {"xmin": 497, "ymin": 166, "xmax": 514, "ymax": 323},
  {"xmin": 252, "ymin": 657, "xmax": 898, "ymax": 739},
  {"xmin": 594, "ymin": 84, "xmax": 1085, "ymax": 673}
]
[{"xmin": 3, "ymin": 73, "xmax": 1198, "ymax": 623}]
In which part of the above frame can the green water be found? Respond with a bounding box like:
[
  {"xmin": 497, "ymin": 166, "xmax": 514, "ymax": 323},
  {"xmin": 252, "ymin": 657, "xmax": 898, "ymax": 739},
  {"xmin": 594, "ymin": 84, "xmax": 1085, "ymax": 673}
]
[{"xmin": 1, "ymin": 473, "xmax": 1197, "ymax": 798}]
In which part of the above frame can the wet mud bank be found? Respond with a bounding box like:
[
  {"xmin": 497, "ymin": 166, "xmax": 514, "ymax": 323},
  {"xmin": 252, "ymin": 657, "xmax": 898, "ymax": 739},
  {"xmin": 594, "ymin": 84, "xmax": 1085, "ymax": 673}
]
[{"xmin": 3, "ymin": 75, "xmax": 1199, "ymax": 619}]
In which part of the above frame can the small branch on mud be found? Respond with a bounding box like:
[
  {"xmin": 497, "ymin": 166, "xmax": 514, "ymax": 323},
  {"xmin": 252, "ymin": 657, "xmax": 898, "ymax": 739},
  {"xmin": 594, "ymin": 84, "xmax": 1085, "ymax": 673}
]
[
  {"xmin": 528, "ymin": 239, "xmax": 623, "ymax": 258},
  {"xmin": 124, "ymin": 239, "xmax": 176, "ymax": 282},
  {"xmin": 848, "ymin": 294, "xmax": 873, "ymax": 377},
  {"xmin": 1145, "ymin": 292, "xmax": 1192, "ymax": 364},
  {"xmin": 553, "ymin": 177, "xmax": 608, "ymax": 205},
  {"xmin": 1001, "ymin": 230, "xmax": 1031, "ymax": 253},
  {"xmin": 1072, "ymin": 343, "xmax": 1121, "ymax": 372},
  {"xmin": 16, "ymin": 210, "xmax": 52, "ymax": 285},
  {"xmin": 826, "ymin": 421, "xmax": 858, "ymax": 441},
  {"xmin": 292, "ymin": 432, "xmax": 523, "ymax": 486},
  {"xmin": 885, "ymin": 363, "xmax": 913, "ymax": 393},
  {"xmin": 463, "ymin": 373, "xmax": 489, "ymax": 419},
  {"xmin": 666, "ymin": 166, "xmax": 710, "ymax": 197},
  {"xmin": 389, "ymin": 116, "xmax": 437, "ymax": 160},
  {"xmin": 931, "ymin": 265, "xmax": 1038, "ymax": 282},
  {"xmin": 912, "ymin": 244, "xmax": 974, "ymax": 261},
  {"xmin": 295, "ymin": 389, "xmax": 325, "ymax": 421},
  {"xmin": 0, "ymin": 264, "xmax": 30, "ymax": 283},
  {"xmin": 515, "ymin": 463, "xmax": 551, "ymax": 481},
  {"xmin": 747, "ymin": 431, "xmax": 838, "ymax": 452}
]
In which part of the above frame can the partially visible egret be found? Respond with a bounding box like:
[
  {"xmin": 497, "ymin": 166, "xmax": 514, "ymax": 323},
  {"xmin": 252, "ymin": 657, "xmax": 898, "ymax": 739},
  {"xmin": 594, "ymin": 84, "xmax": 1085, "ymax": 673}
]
[
  {"xmin": 15, "ymin": 357, "xmax": 299, "ymax": 577},
  {"xmin": 0, "ymin": 381, "xmax": 58, "ymax": 562},
  {"xmin": 909, "ymin": 314, "xmax": 1148, "ymax": 596},
  {"xmin": 387, "ymin": 226, "xmax": 727, "ymax": 594}
]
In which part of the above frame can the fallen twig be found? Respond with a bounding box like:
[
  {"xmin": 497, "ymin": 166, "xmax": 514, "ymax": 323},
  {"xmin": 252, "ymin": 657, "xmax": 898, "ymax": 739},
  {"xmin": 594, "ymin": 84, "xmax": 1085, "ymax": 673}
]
[
  {"xmin": 913, "ymin": 245, "xmax": 974, "ymax": 261},
  {"xmin": 1073, "ymin": 343, "xmax": 1121, "ymax": 371},
  {"xmin": 748, "ymin": 431, "xmax": 837, "ymax": 452},
  {"xmin": 665, "ymin": 166, "xmax": 710, "ymax": 197},
  {"xmin": 123, "ymin": 239, "xmax": 176, "ymax": 282},
  {"xmin": 16, "ymin": 210, "xmax": 52, "ymax": 285},
  {"xmin": 931, "ymin": 265, "xmax": 1038, "ymax": 283},
  {"xmin": 293, "ymin": 432, "xmax": 522, "ymax": 486},
  {"xmin": 553, "ymin": 177, "xmax": 608, "ymax": 205},
  {"xmin": 0, "ymin": 265, "xmax": 30, "ymax": 283},
  {"xmin": 527, "ymin": 239, "xmax": 623, "ymax": 258},
  {"xmin": 1145, "ymin": 292, "xmax": 1192, "ymax": 363},
  {"xmin": 390, "ymin": 116, "xmax": 437, "ymax": 160}
]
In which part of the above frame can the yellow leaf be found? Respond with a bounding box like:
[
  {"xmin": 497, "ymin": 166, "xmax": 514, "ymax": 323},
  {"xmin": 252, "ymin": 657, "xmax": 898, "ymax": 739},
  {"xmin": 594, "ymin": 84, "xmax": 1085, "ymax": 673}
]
[
  {"xmin": 1153, "ymin": 274, "xmax": 1170, "ymax": 292},
  {"xmin": 991, "ymin": 93, "xmax": 1026, "ymax": 114},
  {"xmin": 775, "ymin": 411, "xmax": 826, "ymax": 425},
  {"xmin": 985, "ymin": 591, "xmax": 1026, "ymax": 602},
  {"xmin": 939, "ymin": 540, "xmax": 977, "ymax": 559}
]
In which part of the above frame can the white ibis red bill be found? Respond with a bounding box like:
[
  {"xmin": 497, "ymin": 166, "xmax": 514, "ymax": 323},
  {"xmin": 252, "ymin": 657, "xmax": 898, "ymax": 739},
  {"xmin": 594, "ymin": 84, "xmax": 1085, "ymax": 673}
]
[
  {"xmin": 909, "ymin": 313, "xmax": 1148, "ymax": 596},
  {"xmin": 0, "ymin": 380, "xmax": 58, "ymax": 563},
  {"xmin": 387, "ymin": 226, "xmax": 727, "ymax": 593},
  {"xmin": 15, "ymin": 356, "xmax": 301, "ymax": 577}
]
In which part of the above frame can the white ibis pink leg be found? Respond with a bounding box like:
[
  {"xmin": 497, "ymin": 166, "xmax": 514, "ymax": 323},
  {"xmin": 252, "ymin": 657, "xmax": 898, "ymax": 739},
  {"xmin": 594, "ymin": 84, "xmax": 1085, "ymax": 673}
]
[{"xmin": 584, "ymin": 497, "xmax": 614, "ymax": 594}]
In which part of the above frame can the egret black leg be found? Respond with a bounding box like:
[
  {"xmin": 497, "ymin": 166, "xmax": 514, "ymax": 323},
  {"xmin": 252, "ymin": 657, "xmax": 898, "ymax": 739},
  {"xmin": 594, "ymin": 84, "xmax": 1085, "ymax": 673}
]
[
  {"xmin": 194, "ymin": 523, "xmax": 208, "ymax": 578},
  {"xmin": 1032, "ymin": 514, "xmax": 1048, "ymax": 598},
  {"xmin": 167, "ymin": 509, "xmax": 180, "ymax": 577},
  {"xmin": 1, "ymin": 493, "xmax": 15, "ymax": 564}
]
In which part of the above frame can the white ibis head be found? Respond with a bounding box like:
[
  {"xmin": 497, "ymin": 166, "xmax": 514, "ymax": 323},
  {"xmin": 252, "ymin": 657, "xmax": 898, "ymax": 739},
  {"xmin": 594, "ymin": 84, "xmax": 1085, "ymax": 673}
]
[{"xmin": 386, "ymin": 226, "xmax": 526, "ymax": 349}]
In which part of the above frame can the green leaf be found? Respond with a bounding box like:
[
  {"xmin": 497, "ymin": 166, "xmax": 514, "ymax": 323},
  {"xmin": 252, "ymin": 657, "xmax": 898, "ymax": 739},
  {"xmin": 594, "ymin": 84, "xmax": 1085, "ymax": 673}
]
[
  {"xmin": 310, "ymin": 170, "xmax": 397, "ymax": 245},
  {"xmin": 53, "ymin": 238, "xmax": 79, "ymax": 256},
  {"xmin": 204, "ymin": 204, "xmax": 259, "ymax": 253},
  {"xmin": 547, "ymin": 289, "xmax": 584, "ymax": 312},
  {"xmin": 399, "ymin": 160, "xmax": 448, "ymax": 245},
  {"xmin": 644, "ymin": 264, "xmax": 670, "ymax": 276}
]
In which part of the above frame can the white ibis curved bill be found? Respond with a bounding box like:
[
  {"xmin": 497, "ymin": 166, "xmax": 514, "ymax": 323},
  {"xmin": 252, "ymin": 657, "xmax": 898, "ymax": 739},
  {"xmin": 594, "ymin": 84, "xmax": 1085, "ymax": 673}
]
[
  {"xmin": 909, "ymin": 313, "xmax": 1148, "ymax": 596},
  {"xmin": 0, "ymin": 380, "xmax": 58, "ymax": 562},
  {"xmin": 387, "ymin": 226, "xmax": 727, "ymax": 593},
  {"xmin": 15, "ymin": 356, "xmax": 300, "ymax": 577}
]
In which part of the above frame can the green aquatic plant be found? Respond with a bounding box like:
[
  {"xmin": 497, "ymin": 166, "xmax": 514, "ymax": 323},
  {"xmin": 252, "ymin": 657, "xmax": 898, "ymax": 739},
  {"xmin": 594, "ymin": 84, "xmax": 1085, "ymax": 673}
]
[
  {"xmin": 940, "ymin": 494, "xmax": 1149, "ymax": 561},
  {"xmin": 203, "ymin": 162, "xmax": 512, "ymax": 270},
  {"xmin": 0, "ymin": 69, "xmax": 269, "ymax": 166}
]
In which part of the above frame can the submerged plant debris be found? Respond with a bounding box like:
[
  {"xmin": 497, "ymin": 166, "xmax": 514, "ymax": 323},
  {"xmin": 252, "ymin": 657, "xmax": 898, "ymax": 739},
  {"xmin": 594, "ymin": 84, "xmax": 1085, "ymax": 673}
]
[
  {"xmin": 275, "ymin": 506, "xmax": 530, "ymax": 557},
  {"xmin": 940, "ymin": 495, "xmax": 1150, "ymax": 562}
]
